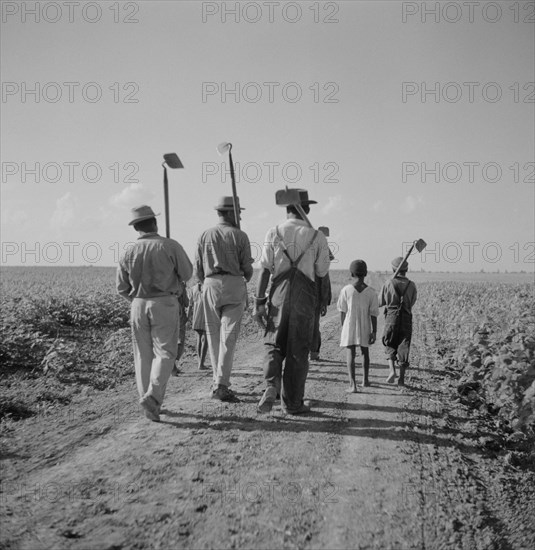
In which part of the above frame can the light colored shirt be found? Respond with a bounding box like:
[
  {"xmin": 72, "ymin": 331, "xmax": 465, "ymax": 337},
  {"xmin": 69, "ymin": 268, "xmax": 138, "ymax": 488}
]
[
  {"xmin": 195, "ymin": 221, "xmax": 254, "ymax": 282},
  {"xmin": 337, "ymin": 285, "xmax": 379, "ymax": 347},
  {"xmin": 259, "ymin": 219, "xmax": 330, "ymax": 281},
  {"xmin": 378, "ymin": 276, "xmax": 417, "ymax": 313},
  {"xmin": 117, "ymin": 233, "xmax": 193, "ymax": 300}
]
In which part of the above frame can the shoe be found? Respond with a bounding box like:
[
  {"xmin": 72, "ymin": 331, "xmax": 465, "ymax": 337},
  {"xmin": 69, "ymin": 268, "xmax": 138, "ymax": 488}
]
[
  {"xmin": 310, "ymin": 352, "xmax": 320, "ymax": 361},
  {"xmin": 398, "ymin": 365, "xmax": 406, "ymax": 386},
  {"xmin": 283, "ymin": 403, "xmax": 311, "ymax": 415},
  {"xmin": 211, "ymin": 384, "xmax": 239, "ymax": 402},
  {"xmin": 257, "ymin": 387, "xmax": 278, "ymax": 413},
  {"xmin": 140, "ymin": 395, "xmax": 160, "ymax": 422},
  {"xmin": 386, "ymin": 373, "xmax": 396, "ymax": 384}
]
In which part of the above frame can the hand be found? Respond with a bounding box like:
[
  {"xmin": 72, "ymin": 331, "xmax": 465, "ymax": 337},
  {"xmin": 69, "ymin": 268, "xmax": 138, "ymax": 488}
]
[
  {"xmin": 369, "ymin": 331, "xmax": 376, "ymax": 345},
  {"xmin": 320, "ymin": 305, "xmax": 327, "ymax": 317},
  {"xmin": 253, "ymin": 304, "xmax": 268, "ymax": 330}
]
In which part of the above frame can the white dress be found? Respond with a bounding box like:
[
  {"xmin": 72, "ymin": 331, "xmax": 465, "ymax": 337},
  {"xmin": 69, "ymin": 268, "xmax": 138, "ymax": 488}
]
[{"xmin": 337, "ymin": 285, "xmax": 379, "ymax": 347}]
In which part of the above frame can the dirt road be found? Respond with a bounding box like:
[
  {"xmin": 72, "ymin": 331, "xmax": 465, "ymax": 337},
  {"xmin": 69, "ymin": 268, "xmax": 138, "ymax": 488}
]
[{"xmin": 1, "ymin": 308, "xmax": 534, "ymax": 550}]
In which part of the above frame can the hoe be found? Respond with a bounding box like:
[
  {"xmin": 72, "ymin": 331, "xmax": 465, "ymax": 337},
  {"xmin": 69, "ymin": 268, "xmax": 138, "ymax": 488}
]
[
  {"xmin": 162, "ymin": 153, "xmax": 184, "ymax": 238},
  {"xmin": 217, "ymin": 142, "xmax": 240, "ymax": 229},
  {"xmin": 393, "ymin": 238, "xmax": 427, "ymax": 277}
]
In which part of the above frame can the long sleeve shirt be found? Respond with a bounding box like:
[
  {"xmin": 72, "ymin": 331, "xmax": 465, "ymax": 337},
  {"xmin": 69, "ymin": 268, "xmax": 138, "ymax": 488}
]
[
  {"xmin": 117, "ymin": 233, "xmax": 193, "ymax": 300},
  {"xmin": 259, "ymin": 219, "xmax": 330, "ymax": 281},
  {"xmin": 195, "ymin": 222, "xmax": 254, "ymax": 283}
]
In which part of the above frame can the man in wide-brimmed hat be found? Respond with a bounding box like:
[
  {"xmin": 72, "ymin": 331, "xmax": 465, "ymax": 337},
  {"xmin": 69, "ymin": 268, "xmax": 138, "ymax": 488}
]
[
  {"xmin": 194, "ymin": 196, "xmax": 254, "ymax": 401},
  {"xmin": 117, "ymin": 205, "xmax": 193, "ymax": 421},
  {"xmin": 254, "ymin": 189, "xmax": 331, "ymax": 414},
  {"xmin": 379, "ymin": 256, "xmax": 417, "ymax": 386}
]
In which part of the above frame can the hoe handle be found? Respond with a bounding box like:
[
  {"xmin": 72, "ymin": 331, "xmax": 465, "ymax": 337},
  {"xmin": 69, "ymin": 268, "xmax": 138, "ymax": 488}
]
[
  {"xmin": 163, "ymin": 165, "xmax": 170, "ymax": 238},
  {"xmin": 228, "ymin": 150, "xmax": 240, "ymax": 230},
  {"xmin": 295, "ymin": 203, "xmax": 313, "ymax": 229},
  {"xmin": 393, "ymin": 242, "xmax": 415, "ymax": 278}
]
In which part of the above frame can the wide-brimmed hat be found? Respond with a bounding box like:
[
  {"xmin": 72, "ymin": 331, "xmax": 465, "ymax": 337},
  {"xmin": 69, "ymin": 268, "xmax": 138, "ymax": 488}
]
[
  {"xmin": 392, "ymin": 256, "xmax": 408, "ymax": 271},
  {"xmin": 292, "ymin": 188, "xmax": 317, "ymax": 205},
  {"xmin": 214, "ymin": 196, "xmax": 245, "ymax": 211},
  {"xmin": 350, "ymin": 259, "xmax": 367, "ymax": 276},
  {"xmin": 128, "ymin": 205, "xmax": 159, "ymax": 226}
]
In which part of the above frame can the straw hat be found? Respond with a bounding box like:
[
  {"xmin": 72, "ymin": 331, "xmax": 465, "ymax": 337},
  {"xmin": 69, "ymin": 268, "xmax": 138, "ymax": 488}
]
[{"xmin": 128, "ymin": 205, "xmax": 159, "ymax": 226}]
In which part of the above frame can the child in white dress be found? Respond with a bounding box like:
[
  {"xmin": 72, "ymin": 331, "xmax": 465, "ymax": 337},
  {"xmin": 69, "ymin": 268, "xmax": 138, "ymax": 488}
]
[{"xmin": 337, "ymin": 260, "xmax": 379, "ymax": 392}]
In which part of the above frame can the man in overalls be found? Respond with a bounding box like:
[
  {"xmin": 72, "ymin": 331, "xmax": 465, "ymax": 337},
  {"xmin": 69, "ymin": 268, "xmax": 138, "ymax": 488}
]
[{"xmin": 253, "ymin": 189, "xmax": 330, "ymax": 414}]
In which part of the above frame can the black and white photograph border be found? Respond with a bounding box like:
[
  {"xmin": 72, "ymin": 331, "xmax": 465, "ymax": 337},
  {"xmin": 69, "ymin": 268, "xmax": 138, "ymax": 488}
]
[{"xmin": 1, "ymin": 2, "xmax": 534, "ymax": 549}]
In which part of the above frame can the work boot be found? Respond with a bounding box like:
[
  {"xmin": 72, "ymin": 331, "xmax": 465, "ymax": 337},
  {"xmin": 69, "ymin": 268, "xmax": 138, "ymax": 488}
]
[
  {"xmin": 257, "ymin": 386, "xmax": 278, "ymax": 414},
  {"xmin": 398, "ymin": 365, "xmax": 406, "ymax": 386},
  {"xmin": 139, "ymin": 395, "xmax": 160, "ymax": 422},
  {"xmin": 211, "ymin": 384, "xmax": 239, "ymax": 402},
  {"xmin": 284, "ymin": 403, "xmax": 312, "ymax": 415}
]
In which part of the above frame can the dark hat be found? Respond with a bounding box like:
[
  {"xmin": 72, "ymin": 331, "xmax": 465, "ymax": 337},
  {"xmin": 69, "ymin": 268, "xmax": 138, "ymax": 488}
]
[
  {"xmin": 214, "ymin": 196, "xmax": 245, "ymax": 211},
  {"xmin": 128, "ymin": 205, "xmax": 159, "ymax": 226},
  {"xmin": 392, "ymin": 256, "xmax": 408, "ymax": 271},
  {"xmin": 294, "ymin": 189, "xmax": 317, "ymax": 205},
  {"xmin": 350, "ymin": 260, "xmax": 367, "ymax": 276}
]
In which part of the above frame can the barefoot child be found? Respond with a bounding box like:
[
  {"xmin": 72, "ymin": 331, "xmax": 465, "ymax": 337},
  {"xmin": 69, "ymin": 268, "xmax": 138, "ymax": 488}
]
[
  {"xmin": 337, "ymin": 260, "xmax": 378, "ymax": 392},
  {"xmin": 190, "ymin": 282, "xmax": 208, "ymax": 370},
  {"xmin": 378, "ymin": 256, "xmax": 417, "ymax": 386}
]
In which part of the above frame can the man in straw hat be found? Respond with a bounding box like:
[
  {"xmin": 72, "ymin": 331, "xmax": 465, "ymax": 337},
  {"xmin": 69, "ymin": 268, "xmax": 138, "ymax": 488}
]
[
  {"xmin": 254, "ymin": 189, "xmax": 331, "ymax": 414},
  {"xmin": 117, "ymin": 205, "xmax": 193, "ymax": 422},
  {"xmin": 194, "ymin": 196, "xmax": 254, "ymax": 402},
  {"xmin": 378, "ymin": 256, "xmax": 417, "ymax": 386}
]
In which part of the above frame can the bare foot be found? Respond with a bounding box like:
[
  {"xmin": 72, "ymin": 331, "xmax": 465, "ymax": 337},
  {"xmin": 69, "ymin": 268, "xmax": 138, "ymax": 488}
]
[
  {"xmin": 386, "ymin": 373, "xmax": 396, "ymax": 384},
  {"xmin": 198, "ymin": 364, "xmax": 208, "ymax": 370},
  {"xmin": 346, "ymin": 386, "xmax": 358, "ymax": 393},
  {"xmin": 361, "ymin": 380, "xmax": 371, "ymax": 387}
]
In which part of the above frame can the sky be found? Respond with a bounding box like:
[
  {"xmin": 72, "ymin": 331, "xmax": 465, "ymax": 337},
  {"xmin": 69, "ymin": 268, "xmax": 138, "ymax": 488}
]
[{"xmin": 1, "ymin": 0, "xmax": 534, "ymax": 272}]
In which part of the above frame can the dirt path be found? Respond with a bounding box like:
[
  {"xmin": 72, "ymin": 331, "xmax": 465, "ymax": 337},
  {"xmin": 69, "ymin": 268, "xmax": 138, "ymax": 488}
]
[{"xmin": 1, "ymin": 308, "xmax": 534, "ymax": 550}]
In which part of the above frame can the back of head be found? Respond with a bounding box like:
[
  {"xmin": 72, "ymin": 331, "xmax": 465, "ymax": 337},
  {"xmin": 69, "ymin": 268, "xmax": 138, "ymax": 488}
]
[
  {"xmin": 350, "ymin": 259, "xmax": 367, "ymax": 277},
  {"xmin": 391, "ymin": 256, "xmax": 408, "ymax": 275},
  {"xmin": 134, "ymin": 218, "xmax": 157, "ymax": 233}
]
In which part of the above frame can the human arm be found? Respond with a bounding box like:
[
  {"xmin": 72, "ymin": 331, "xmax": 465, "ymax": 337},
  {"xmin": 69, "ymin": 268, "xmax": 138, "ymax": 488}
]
[
  {"xmin": 370, "ymin": 291, "xmax": 379, "ymax": 343},
  {"xmin": 337, "ymin": 287, "xmax": 347, "ymax": 327},
  {"xmin": 320, "ymin": 273, "xmax": 331, "ymax": 315},
  {"xmin": 173, "ymin": 242, "xmax": 193, "ymax": 283},
  {"xmin": 253, "ymin": 268, "xmax": 271, "ymax": 329},
  {"xmin": 239, "ymin": 232, "xmax": 254, "ymax": 282},
  {"xmin": 370, "ymin": 316, "xmax": 377, "ymax": 344},
  {"xmin": 314, "ymin": 232, "xmax": 330, "ymax": 278},
  {"xmin": 194, "ymin": 236, "xmax": 205, "ymax": 284},
  {"xmin": 116, "ymin": 263, "xmax": 133, "ymax": 301}
]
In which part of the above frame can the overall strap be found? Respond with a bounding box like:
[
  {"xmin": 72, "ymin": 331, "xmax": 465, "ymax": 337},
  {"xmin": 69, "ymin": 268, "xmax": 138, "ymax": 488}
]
[
  {"xmin": 292, "ymin": 231, "xmax": 318, "ymax": 268},
  {"xmin": 276, "ymin": 226, "xmax": 318, "ymax": 268}
]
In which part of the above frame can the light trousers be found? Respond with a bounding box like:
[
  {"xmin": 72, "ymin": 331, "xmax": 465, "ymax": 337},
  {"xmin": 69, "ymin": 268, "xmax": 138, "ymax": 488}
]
[
  {"xmin": 130, "ymin": 296, "xmax": 179, "ymax": 405},
  {"xmin": 202, "ymin": 275, "xmax": 246, "ymax": 388}
]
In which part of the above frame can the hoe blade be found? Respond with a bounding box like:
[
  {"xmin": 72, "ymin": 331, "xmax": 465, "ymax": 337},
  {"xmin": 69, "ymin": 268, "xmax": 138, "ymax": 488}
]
[
  {"xmin": 275, "ymin": 187, "xmax": 303, "ymax": 207},
  {"xmin": 415, "ymin": 238, "xmax": 427, "ymax": 253},
  {"xmin": 217, "ymin": 142, "xmax": 231, "ymax": 156},
  {"xmin": 163, "ymin": 153, "xmax": 184, "ymax": 169}
]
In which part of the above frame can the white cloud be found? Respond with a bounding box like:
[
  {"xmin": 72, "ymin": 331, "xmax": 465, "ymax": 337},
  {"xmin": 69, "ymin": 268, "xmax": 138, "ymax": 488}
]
[
  {"xmin": 50, "ymin": 192, "xmax": 77, "ymax": 233},
  {"xmin": 1, "ymin": 204, "xmax": 29, "ymax": 227},
  {"xmin": 401, "ymin": 195, "xmax": 424, "ymax": 214},
  {"xmin": 322, "ymin": 195, "xmax": 343, "ymax": 215},
  {"xmin": 372, "ymin": 200, "xmax": 385, "ymax": 213},
  {"xmin": 109, "ymin": 183, "xmax": 155, "ymax": 209}
]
